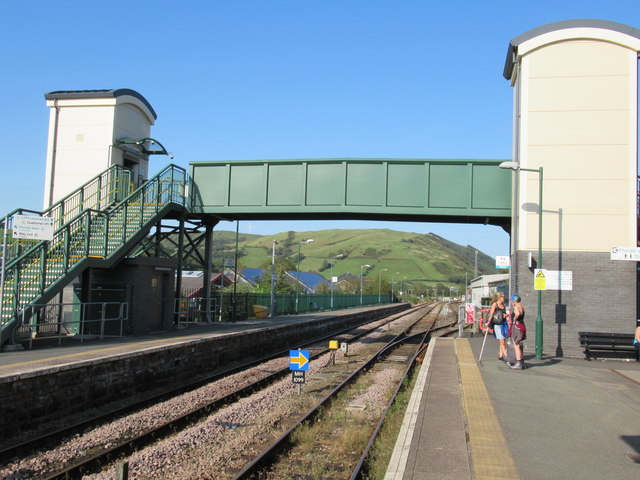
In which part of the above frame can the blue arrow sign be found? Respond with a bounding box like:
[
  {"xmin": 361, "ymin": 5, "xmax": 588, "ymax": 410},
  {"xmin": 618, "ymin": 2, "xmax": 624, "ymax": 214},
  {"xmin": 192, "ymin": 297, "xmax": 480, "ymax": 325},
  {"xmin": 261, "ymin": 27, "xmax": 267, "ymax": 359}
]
[{"xmin": 289, "ymin": 350, "xmax": 310, "ymax": 371}]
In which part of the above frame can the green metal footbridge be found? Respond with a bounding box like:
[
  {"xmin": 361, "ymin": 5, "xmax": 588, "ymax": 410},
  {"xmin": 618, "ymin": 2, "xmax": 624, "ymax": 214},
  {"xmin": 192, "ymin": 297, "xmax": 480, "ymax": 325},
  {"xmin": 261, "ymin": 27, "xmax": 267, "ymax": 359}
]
[{"xmin": 1, "ymin": 158, "xmax": 511, "ymax": 345}]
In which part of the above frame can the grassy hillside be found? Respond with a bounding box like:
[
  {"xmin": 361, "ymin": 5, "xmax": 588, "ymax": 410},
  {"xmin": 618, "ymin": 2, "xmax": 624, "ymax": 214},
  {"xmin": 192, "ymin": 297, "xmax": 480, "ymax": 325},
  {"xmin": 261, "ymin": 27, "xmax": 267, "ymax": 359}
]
[{"xmin": 201, "ymin": 228, "xmax": 499, "ymax": 293}]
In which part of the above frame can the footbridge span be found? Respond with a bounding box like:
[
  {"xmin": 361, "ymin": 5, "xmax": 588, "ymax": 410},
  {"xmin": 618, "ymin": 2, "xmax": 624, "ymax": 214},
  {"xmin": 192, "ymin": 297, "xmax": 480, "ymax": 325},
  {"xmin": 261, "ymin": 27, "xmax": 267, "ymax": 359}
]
[{"xmin": 189, "ymin": 158, "xmax": 512, "ymax": 226}]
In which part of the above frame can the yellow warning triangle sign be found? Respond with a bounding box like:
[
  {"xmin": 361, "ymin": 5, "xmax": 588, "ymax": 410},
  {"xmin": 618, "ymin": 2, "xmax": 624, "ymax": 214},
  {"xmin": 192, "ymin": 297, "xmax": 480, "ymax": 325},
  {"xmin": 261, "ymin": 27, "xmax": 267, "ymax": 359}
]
[{"xmin": 536, "ymin": 270, "xmax": 545, "ymax": 278}]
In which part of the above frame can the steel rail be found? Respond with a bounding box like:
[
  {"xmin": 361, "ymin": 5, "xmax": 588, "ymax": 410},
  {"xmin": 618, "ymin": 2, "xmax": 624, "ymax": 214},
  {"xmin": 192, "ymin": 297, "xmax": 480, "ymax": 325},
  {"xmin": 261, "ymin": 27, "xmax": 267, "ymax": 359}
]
[
  {"xmin": 349, "ymin": 321, "xmax": 460, "ymax": 480},
  {"xmin": 1, "ymin": 305, "xmax": 420, "ymax": 463},
  {"xmin": 232, "ymin": 303, "xmax": 442, "ymax": 479},
  {"xmin": 8, "ymin": 304, "xmax": 431, "ymax": 480}
]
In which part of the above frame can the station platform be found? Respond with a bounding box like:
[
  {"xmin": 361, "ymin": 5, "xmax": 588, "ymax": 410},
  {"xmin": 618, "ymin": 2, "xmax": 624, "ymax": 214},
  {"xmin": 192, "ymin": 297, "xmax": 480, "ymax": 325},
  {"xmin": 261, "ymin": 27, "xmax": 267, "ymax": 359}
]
[
  {"xmin": 0, "ymin": 306, "xmax": 383, "ymax": 378},
  {"xmin": 386, "ymin": 334, "xmax": 640, "ymax": 480}
]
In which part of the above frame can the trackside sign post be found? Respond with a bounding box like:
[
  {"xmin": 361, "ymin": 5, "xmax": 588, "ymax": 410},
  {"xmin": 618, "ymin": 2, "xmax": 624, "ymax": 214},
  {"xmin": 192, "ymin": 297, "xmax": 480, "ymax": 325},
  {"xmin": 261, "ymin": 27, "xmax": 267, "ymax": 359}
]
[
  {"xmin": 291, "ymin": 371, "xmax": 305, "ymax": 384},
  {"xmin": 290, "ymin": 349, "xmax": 309, "ymax": 393}
]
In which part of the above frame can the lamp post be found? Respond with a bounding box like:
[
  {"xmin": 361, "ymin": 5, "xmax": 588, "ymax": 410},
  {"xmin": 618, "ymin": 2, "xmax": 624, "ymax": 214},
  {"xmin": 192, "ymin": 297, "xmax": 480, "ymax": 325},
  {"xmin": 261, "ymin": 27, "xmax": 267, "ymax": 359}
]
[
  {"xmin": 270, "ymin": 240, "xmax": 278, "ymax": 318},
  {"xmin": 391, "ymin": 272, "xmax": 400, "ymax": 300},
  {"xmin": 500, "ymin": 161, "xmax": 544, "ymax": 360},
  {"xmin": 378, "ymin": 268, "xmax": 388, "ymax": 303},
  {"xmin": 329, "ymin": 253, "xmax": 344, "ymax": 310},
  {"xmin": 360, "ymin": 264, "xmax": 371, "ymax": 305},
  {"xmin": 296, "ymin": 238, "xmax": 314, "ymax": 313}
]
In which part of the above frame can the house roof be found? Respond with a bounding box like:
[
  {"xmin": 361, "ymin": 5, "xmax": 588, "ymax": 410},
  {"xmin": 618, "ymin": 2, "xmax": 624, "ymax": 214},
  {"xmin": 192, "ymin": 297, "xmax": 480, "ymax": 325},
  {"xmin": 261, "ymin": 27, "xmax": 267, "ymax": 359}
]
[
  {"xmin": 181, "ymin": 271, "xmax": 231, "ymax": 295},
  {"xmin": 286, "ymin": 271, "xmax": 330, "ymax": 290},
  {"xmin": 239, "ymin": 268, "xmax": 269, "ymax": 285}
]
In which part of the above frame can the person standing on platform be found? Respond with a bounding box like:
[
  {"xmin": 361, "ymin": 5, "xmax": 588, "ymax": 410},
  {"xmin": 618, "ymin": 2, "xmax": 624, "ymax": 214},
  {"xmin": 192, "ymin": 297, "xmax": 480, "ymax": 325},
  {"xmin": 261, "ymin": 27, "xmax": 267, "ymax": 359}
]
[
  {"xmin": 509, "ymin": 295, "xmax": 526, "ymax": 370},
  {"xmin": 634, "ymin": 319, "xmax": 640, "ymax": 352},
  {"xmin": 488, "ymin": 292, "xmax": 508, "ymax": 361}
]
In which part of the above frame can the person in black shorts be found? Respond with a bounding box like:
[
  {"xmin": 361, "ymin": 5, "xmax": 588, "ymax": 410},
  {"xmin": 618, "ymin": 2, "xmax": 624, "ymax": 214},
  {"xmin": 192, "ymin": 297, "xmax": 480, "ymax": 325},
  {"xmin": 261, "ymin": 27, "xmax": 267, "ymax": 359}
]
[{"xmin": 509, "ymin": 295, "xmax": 526, "ymax": 369}]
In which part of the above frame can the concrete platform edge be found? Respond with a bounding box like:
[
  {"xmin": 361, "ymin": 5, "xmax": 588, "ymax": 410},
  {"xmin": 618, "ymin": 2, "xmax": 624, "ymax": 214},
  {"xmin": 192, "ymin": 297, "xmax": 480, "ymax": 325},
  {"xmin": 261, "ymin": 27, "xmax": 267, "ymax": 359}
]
[{"xmin": 384, "ymin": 337, "xmax": 437, "ymax": 479}]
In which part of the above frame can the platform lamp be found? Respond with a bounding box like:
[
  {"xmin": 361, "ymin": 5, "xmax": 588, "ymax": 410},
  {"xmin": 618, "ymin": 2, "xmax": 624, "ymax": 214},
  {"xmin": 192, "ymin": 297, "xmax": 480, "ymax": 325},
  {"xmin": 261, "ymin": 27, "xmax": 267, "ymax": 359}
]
[
  {"xmin": 296, "ymin": 239, "xmax": 314, "ymax": 313},
  {"xmin": 499, "ymin": 161, "xmax": 544, "ymax": 360},
  {"xmin": 391, "ymin": 272, "xmax": 400, "ymax": 300},
  {"xmin": 360, "ymin": 264, "xmax": 371, "ymax": 305},
  {"xmin": 378, "ymin": 268, "xmax": 388, "ymax": 303},
  {"xmin": 329, "ymin": 253, "xmax": 345, "ymax": 310}
]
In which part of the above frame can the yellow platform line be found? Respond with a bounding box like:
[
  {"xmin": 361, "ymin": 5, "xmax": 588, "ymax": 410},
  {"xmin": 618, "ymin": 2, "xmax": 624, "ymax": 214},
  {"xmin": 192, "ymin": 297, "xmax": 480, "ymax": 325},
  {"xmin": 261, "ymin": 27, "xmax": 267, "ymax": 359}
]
[{"xmin": 455, "ymin": 338, "xmax": 520, "ymax": 480}]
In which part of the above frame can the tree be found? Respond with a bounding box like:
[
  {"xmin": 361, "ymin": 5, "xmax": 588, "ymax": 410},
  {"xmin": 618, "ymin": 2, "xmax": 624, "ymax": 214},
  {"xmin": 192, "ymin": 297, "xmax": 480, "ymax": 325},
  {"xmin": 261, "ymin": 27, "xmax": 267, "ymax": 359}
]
[{"xmin": 254, "ymin": 257, "xmax": 297, "ymax": 294}]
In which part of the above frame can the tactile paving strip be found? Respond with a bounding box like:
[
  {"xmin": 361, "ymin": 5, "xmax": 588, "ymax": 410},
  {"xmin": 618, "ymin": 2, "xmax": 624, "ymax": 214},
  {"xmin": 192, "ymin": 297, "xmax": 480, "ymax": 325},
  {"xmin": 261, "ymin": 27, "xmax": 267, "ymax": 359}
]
[{"xmin": 455, "ymin": 338, "xmax": 520, "ymax": 480}]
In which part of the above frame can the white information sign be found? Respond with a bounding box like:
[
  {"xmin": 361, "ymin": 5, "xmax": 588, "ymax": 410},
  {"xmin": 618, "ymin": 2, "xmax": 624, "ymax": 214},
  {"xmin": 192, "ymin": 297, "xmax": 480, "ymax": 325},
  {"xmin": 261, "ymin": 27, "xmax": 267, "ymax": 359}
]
[
  {"xmin": 13, "ymin": 215, "xmax": 54, "ymax": 241},
  {"xmin": 544, "ymin": 270, "xmax": 573, "ymax": 291},
  {"xmin": 610, "ymin": 246, "xmax": 640, "ymax": 261},
  {"xmin": 495, "ymin": 256, "xmax": 510, "ymax": 269}
]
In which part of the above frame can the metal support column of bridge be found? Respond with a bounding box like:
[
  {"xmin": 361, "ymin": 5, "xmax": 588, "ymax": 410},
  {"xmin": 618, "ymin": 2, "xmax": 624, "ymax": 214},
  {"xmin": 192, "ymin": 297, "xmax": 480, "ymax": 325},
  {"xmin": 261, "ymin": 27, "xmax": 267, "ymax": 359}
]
[
  {"xmin": 202, "ymin": 221, "xmax": 215, "ymax": 324},
  {"xmin": 174, "ymin": 215, "xmax": 186, "ymax": 321}
]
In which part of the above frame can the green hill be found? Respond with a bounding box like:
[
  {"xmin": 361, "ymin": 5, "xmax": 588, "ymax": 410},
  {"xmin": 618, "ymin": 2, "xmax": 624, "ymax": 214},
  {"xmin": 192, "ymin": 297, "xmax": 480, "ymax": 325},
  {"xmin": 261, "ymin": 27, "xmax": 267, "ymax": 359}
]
[{"xmin": 200, "ymin": 228, "xmax": 499, "ymax": 294}]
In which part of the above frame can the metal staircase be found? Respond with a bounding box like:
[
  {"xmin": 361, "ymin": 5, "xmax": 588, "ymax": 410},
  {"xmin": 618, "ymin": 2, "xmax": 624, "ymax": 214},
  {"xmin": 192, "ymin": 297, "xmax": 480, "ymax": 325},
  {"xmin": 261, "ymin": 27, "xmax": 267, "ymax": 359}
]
[
  {"xmin": 0, "ymin": 164, "xmax": 134, "ymax": 268},
  {"xmin": 0, "ymin": 164, "xmax": 187, "ymax": 345}
]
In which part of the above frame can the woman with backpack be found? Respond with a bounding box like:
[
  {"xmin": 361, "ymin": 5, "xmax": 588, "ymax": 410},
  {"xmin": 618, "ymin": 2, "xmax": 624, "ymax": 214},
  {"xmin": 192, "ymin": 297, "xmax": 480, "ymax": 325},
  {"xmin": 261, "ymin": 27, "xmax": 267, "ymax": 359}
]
[
  {"xmin": 488, "ymin": 291, "xmax": 508, "ymax": 361},
  {"xmin": 509, "ymin": 295, "xmax": 527, "ymax": 370}
]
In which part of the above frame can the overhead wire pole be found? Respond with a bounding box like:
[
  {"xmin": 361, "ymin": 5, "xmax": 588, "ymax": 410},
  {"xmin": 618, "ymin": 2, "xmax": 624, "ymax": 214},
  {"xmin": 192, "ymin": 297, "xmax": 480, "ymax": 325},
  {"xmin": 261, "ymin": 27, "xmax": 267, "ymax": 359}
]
[
  {"xmin": 295, "ymin": 239, "xmax": 313, "ymax": 313},
  {"xmin": 360, "ymin": 264, "xmax": 370, "ymax": 305},
  {"xmin": 378, "ymin": 268, "xmax": 388, "ymax": 303}
]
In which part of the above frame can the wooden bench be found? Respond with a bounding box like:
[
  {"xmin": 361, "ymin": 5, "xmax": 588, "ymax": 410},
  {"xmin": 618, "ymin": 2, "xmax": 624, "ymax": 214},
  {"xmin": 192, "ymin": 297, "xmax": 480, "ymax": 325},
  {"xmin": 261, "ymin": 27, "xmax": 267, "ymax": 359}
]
[{"xmin": 579, "ymin": 331, "xmax": 639, "ymax": 361}]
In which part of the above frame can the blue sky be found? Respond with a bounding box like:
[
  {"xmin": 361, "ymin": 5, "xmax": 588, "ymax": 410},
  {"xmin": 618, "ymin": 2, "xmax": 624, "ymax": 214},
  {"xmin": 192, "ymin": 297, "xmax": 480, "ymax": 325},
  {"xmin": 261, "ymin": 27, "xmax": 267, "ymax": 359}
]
[{"xmin": 1, "ymin": 1, "xmax": 638, "ymax": 258}]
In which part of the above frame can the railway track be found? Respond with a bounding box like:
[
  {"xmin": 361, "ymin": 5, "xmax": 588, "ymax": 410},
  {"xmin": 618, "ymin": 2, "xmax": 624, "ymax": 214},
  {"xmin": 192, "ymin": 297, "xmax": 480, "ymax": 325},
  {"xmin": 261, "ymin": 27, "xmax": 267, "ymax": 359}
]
[
  {"xmin": 0, "ymin": 303, "xmax": 441, "ymax": 480},
  {"xmin": 232, "ymin": 303, "xmax": 456, "ymax": 479}
]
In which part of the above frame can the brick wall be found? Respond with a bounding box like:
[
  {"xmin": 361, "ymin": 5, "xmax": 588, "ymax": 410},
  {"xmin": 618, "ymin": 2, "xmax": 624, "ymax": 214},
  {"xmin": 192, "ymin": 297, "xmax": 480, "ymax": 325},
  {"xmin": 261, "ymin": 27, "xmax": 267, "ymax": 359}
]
[
  {"xmin": 511, "ymin": 251, "xmax": 637, "ymax": 357},
  {"xmin": 90, "ymin": 257, "xmax": 176, "ymax": 334}
]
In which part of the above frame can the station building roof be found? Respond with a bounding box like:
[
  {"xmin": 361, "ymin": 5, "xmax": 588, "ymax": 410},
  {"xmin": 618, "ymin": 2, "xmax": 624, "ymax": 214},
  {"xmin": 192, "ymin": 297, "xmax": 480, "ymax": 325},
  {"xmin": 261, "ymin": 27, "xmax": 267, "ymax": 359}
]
[
  {"xmin": 44, "ymin": 88, "xmax": 157, "ymax": 119},
  {"xmin": 503, "ymin": 19, "xmax": 640, "ymax": 79}
]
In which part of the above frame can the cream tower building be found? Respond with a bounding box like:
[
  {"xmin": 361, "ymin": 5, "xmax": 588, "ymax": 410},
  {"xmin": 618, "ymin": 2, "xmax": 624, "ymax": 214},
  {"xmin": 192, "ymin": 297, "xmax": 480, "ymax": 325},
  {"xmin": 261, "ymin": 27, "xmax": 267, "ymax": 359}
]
[
  {"xmin": 43, "ymin": 89, "xmax": 158, "ymax": 208},
  {"xmin": 504, "ymin": 20, "xmax": 640, "ymax": 356}
]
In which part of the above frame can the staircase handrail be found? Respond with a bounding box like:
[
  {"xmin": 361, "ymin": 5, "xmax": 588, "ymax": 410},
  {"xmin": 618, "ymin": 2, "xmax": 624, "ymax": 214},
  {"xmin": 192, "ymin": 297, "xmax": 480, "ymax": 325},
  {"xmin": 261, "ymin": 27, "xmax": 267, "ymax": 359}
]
[
  {"xmin": 1, "ymin": 164, "xmax": 187, "ymax": 339},
  {"xmin": 4, "ymin": 164, "xmax": 186, "ymax": 273},
  {"xmin": 0, "ymin": 165, "xmax": 133, "ymax": 266}
]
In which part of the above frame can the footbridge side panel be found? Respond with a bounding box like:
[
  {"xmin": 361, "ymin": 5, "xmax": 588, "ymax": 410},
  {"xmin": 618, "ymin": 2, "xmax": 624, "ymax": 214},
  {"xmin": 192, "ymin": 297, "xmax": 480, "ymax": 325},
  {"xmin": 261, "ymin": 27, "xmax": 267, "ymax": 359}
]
[{"xmin": 189, "ymin": 158, "xmax": 512, "ymax": 226}]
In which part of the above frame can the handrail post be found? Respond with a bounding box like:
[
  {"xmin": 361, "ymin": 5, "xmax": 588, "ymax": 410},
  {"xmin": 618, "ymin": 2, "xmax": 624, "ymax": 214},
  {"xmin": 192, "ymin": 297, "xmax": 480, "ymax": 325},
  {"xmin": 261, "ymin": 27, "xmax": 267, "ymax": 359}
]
[
  {"xmin": 122, "ymin": 203, "xmax": 128, "ymax": 243},
  {"xmin": 0, "ymin": 214, "xmax": 9, "ymax": 325},
  {"xmin": 139, "ymin": 187, "xmax": 144, "ymax": 227},
  {"xmin": 100, "ymin": 302, "xmax": 105, "ymax": 339},
  {"xmin": 84, "ymin": 212, "xmax": 91, "ymax": 257},
  {"xmin": 40, "ymin": 243, "xmax": 47, "ymax": 295},
  {"xmin": 156, "ymin": 176, "xmax": 161, "ymax": 213},
  {"xmin": 80, "ymin": 303, "xmax": 85, "ymax": 343},
  {"xmin": 24, "ymin": 307, "xmax": 32, "ymax": 350},
  {"xmin": 120, "ymin": 302, "xmax": 124, "ymax": 337},
  {"xmin": 63, "ymin": 224, "xmax": 70, "ymax": 274},
  {"xmin": 103, "ymin": 213, "xmax": 109, "ymax": 257}
]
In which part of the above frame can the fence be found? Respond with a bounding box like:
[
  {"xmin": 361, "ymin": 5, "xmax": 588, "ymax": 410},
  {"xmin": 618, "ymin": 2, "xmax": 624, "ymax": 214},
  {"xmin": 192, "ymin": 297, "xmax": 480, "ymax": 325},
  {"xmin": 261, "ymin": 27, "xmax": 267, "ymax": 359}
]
[
  {"xmin": 15, "ymin": 301, "xmax": 129, "ymax": 348},
  {"xmin": 176, "ymin": 292, "xmax": 396, "ymax": 322}
]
